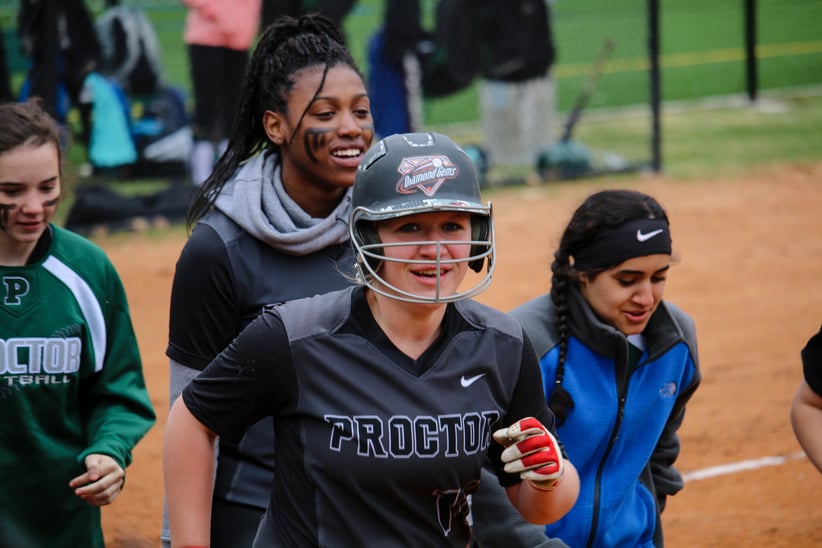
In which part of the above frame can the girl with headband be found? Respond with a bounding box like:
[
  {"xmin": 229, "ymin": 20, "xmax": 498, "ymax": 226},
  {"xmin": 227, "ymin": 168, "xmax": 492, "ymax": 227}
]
[{"xmin": 471, "ymin": 189, "xmax": 701, "ymax": 548}]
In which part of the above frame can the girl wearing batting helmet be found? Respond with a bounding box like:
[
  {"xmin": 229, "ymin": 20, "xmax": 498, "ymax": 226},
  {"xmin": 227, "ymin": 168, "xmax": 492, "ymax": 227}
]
[
  {"xmin": 0, "ymin": 100, "xmax": 155, "ymax": 547},
  {"xmin": 472, "ymin": 189, "xmax": 701, "ymax": 547},
  {"xmin": 164, "ymin": 132, "xmax": 579, "ymax": 547},
  {"xmin": 163, "ymin": 13, "xmax": 374, "ymax": 547}
]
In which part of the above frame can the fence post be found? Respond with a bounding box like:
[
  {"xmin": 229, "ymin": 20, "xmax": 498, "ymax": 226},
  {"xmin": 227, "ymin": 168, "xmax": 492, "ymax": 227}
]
[
  {"xmin": 648, "ymin": 0, "xmax": 661, "ymax": 173},
  {"xmin": 744, "ymin": 0, "xmax": 758, "ymax": 102}
]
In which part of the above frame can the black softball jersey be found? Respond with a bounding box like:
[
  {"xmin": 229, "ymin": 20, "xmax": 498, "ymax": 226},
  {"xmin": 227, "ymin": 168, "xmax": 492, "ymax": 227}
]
[{"xmin": 182, "ymin": 285, "xmax": 552, "ymax": 547}]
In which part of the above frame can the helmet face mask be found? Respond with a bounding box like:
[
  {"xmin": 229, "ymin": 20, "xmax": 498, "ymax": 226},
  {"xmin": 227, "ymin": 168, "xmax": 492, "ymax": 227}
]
[{"xmin": 350, "ymin": 132, "xmax": 495, "ymax": 304}]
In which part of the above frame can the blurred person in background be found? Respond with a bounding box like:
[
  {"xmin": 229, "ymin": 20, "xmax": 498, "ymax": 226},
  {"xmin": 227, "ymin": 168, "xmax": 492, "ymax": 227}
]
[
  {"xmin": 182, "ymin": 0, "xmax": 261, "ymax": 185},
  {"xmin": 0, "ymin": 21, "xmax": 13, "ymax": 102},
  {"xmin": 368, "ymin": 0, "xmax": 556, "ymax": 173},
  {"xmin": 17, "ymin": 0, "xmax": 100, "ymax": 143}
]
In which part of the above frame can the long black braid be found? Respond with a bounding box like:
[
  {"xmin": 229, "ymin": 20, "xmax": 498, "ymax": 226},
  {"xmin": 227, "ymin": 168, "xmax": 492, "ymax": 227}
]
[
  {"xmin": 186, "ymin": 13, "xmax": 363, "ymax": 229},
  {"xmin": 548, "ymin": 189, "xmax": 669, "ymax": 425}
]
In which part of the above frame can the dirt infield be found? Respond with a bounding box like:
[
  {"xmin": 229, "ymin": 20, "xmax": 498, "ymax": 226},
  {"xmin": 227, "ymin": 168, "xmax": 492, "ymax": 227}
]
[{"xmin": 97, "ymin": 163, "xmax": 822, "ymax": 547}]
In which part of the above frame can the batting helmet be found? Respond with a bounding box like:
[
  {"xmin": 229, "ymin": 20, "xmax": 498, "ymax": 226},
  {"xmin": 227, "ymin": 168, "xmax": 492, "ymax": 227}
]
[{"xmin": 350, "ymin": 132, "xmax": 495, "ymax": 303}]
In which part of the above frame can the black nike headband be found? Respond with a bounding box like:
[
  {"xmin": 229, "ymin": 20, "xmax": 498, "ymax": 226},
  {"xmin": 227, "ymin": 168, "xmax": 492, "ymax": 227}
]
[{"xmin": 572, "ymin": 218, "xmax": 672, "ymax": 270}]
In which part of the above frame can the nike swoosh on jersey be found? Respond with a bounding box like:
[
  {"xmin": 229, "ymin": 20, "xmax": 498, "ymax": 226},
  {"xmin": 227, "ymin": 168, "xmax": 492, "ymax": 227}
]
[
  {"xmin": 460, "ymin": 373, "xmax": 486, "ymax": 387},
  {"xmin": 636, "ymin": 228, "xmax": 664, "ymax": 242}
]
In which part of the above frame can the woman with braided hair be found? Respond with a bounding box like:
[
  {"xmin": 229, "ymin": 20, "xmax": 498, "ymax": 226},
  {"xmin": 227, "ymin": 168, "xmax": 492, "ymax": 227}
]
[
  {"xmin": 472, "ymin": 189, "xmax": 701, "ymax": 547},
  {"xmin": 162, "ymin": 13, "xmax": 374, "ymax": 547}
]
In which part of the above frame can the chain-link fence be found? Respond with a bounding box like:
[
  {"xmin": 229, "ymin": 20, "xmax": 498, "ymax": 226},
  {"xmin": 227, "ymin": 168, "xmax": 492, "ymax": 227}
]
[{"xmin": 361, "ymin": 0, "xmax": 658, "ymax": 185}]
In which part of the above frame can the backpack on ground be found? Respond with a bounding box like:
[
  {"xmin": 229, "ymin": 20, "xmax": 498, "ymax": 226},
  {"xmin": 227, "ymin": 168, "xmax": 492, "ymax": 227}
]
[
  {"xmin": 82, "ymin": 6, "xmax": 190, "ymax": 176},
  {"xmin": 95, "ymin": 5, "xmax": 164, "ymax": 96}
]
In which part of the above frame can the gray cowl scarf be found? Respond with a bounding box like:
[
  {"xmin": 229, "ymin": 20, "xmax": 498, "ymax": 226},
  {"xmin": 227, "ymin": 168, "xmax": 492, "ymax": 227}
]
[{"xmin": 213, "ymin": 152, "xmax": 352, "ymax": 255}]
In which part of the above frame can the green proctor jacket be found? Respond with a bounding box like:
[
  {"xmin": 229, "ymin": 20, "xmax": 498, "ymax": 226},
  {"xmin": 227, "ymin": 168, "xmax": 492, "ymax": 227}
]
[{"xmin": 0, "ymin": 225, "xmax": 156, "ymax": 547}]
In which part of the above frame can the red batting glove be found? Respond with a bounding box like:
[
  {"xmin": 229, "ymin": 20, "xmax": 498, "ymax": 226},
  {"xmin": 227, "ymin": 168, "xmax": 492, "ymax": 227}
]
[{"xmin": 493, "ymin": 417, "xmax": 565, "ymax": 491}]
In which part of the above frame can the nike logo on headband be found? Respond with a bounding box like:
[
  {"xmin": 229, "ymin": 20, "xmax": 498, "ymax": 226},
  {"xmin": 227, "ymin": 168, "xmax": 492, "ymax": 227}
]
[{"xmin": 636, "ymin": 229, "xmax": 664, "ymax": 242}]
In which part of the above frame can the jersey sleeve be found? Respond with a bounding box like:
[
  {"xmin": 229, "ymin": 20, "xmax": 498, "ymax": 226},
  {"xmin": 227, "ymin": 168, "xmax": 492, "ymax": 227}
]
[
  {"xmin": 78, "ymin": 256, "xmax": 156, "ymax": 469},
  {"xmin": 505, "ymin": 331, "xmax": 556, "ymax": 431},
  {"xmin": 802, "ymin": 325, "xmax": 822, "ymax": 395},
  {"xmin": 488, "ymin": 330, "xmax": 558, "ymax": 487},
  {"xmin": 182, "ymin": 308, "xmax": 297, "ymax": 443},
  {"xmin": 166, "ymin": 222, "xmax": 241, "ymax": 370}
]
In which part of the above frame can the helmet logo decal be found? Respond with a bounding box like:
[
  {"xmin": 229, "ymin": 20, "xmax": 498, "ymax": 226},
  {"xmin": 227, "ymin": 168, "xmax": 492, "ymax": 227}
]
[{"xmin": 396, "ymin": 155, "xmax": 460, "ymax": 197}]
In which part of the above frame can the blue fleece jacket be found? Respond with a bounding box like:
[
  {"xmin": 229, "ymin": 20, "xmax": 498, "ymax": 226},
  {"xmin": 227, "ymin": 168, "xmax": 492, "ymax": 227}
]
[{"xmin": 510, "ymin": 286, "xmax": 700, "ymax": 548}]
